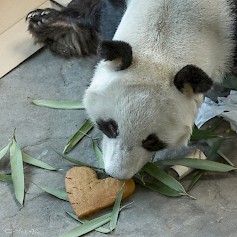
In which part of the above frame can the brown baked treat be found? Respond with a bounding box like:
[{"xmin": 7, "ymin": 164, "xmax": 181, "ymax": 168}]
[{"xmin": 65, "ymin": 166, "xmax": 135, "ymax": 218}]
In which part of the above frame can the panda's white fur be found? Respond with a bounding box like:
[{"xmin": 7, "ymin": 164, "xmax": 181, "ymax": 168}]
[{"xmin": 83, "ymin": 0, "xmax": 236, "ymax": 179}]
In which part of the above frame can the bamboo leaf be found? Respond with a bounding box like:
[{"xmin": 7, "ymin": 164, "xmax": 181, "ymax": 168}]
[
  {"xmin": 59, "ymin": 213, "xmax": 112, "ymax": 237},
  {"xmin": 92, "ymin": 140, "xmax": 104, "ymax": 169},
  {"xmin": 143, "ymin": 163, "xmax": 186, "ymax": 194},
  {"xmin": 0, "ymin": 142, "xmax": 11, "ymax": 161},
  {"xmin": 206, "ymin": 138, "xmax": 224, "ymax": 160},
  {"xmin": 54, "ymin": 149, "xmax": 89, "ymax": 166},
  {"xmin": 22, "ymin": 152, "xmax": 57, "ymax": 171},
  {"xmin": 187, "ymin": 171, "xmax": 204, "ymax": 192},
  {"xmin": 63, "ymin": 119, "xmax": 94, "ymax": 154},
  {"xmin": 66, "ymin": 212, "xmax": 79, "ymax": 221},
  {"xmin": 222, "ymin": 75, "xmax": 237, "ymax": 90},
  {"xmin": 64, "ymin": 202, "xmax": 134, "ymax": 236},
  {"xmin": 66, "ymin": 212, "xmax": 111, "ymax": 234},
  {"xmin": 33, "ymin": 183, "xmax": 68, "ymax": 201},
  {"xmin": 157, "ymin": 159, "xmax": 236, "ymax": 172},
  {"xmin": 32, "ymin": 100, "xmax": 84, "ymax": 110},
  {"xmin": 110, "ymin": 184, "xmax": 125, "ymax": 231},
  {"xmin": 0, "ymin": 173, "xmax": 12, "ymax": 182},
  {"xmin": 136, "ymin": 179, "xmax": 184, "ymax": 197},
  {"xmin": 191, "ymin": 127, "xmax": 219, "ymax": 141},
  {"xmin": 217, "ymin": 150, "xmax": 235, "ymax": 166},
  {"xmin": 54, "ymin": 149, "xmax": 104, "ymax": 173},
  {"xmin": 10, "ymin": 137, "xmax": 25, "ymax": 205},
  {"xmin": 206, "ymin": 137, "xmax": 234, "ymax": 166}
]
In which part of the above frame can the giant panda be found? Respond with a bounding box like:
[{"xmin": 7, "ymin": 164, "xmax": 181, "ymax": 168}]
[{"xmin": 27, "ymin": 0, "xmax": 237, "ymax": 179}]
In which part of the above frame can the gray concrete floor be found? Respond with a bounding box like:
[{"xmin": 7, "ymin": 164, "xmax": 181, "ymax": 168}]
[{"xmin": 0, "ymin": 49, "xmax": 237, "ymax": 237}]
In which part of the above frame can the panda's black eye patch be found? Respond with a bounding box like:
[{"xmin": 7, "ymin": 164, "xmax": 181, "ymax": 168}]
[
  {"xmin": 96, "ymin": 119, "xmax": 119, "ymax": 139},
  {"xmin": 142, "ymin": 134, "xmax": 166, "ymax": 151}
]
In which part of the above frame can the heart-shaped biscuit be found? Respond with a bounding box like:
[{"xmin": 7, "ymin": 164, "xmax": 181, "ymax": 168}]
[{"xmin": 65, "ymin": 167, "xmax": 135, "ymax": 218}]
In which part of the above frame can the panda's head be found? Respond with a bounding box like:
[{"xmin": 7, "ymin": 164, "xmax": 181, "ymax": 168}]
[{"xmin": 83, "ymin": 40, "xmax": 213, "ymax": 180}]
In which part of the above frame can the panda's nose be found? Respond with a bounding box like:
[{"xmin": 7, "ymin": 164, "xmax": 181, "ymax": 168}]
[{"xmin": 104, "ymin": 165, "xmax": 133, "ymax": 180}]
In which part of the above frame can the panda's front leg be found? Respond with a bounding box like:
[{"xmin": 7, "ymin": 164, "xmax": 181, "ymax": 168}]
[{"xmin": 26, "ymin": 5, "xmax": 101, "ymax": 58}]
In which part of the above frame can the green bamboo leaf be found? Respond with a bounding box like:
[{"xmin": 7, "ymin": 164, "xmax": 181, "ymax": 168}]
[
  {"xmin": 191, "ymin": 127, "xmax": 219, "ymax": 141},
  {"xmin": 187, "ymin": 171, "xmax": 204, "ymax": 192},
  {"xmin": 92, "ymin": 140, "xmax": 104, "ymax": 169},
  {"xmin": 22, "ymin": 152, "xmax": 57, "ymax": 171},
  {"xmin": 65, "ymin": 202, "xmax": 134, "ymax": 236},
  {"xmin": 32, "ymin": 100, "xmax": 84, "ymax": 110},
  {"xmin": 54, "ymin": 149, "xmax": 88, "ymax": 166},
  {"xmin": 0, "ymin": 173, "xmax": 12, "ymax": 182},
  {"xmin": 0, "ymin": 142, "xmax": 11, "ymax": 161},
  {"xmin": 54, "ymin": 149, "xmax": 104, "ymax": 173},
  {"xmin": 217, "ymin": 150, "xmax": 235, "ymax": 166},
  {"xmin": 66, "ymin": 211, "xmax": 79, "ymax": 221},
  {"xmin": 143, "ymin": 163, "xmax": 186, "ymax": 194},
  {"xmin": 33, "ymin": 183, "xmax": 68, "ymax": 201},
  {"xmin": 110, "ymin": 184, "xmax": 125, "ymax": 231},
  {"xmin": 206, "ymin": 138, "xmax": 224, "ymax": 160},
  {"xmin": 63, "ymin": 119, "xmax": 94, "ymax": 154},
  {"xmin": 59, "ymin": 213, "xmax": 112, "ymax": 237},
  {"xmin": 10, "ymin": 137, "xmax": 25, "ymax": 205},
  {"xmin": 139, "ymin": 180, "xmax": 184, "ymax": 197},
  {"xmin": 205, "ymin": 135, "xmax": 234, "ymax": 166},
  {"xmin": 222, "ymin": 75, "xmax": 237, "ymax": 90},
  {"xmin": 66, "ymin": 212, "xmax": 111, "ymax": 234},
  {"xmin": 157, "ymin": 159, "xmax": 236, "ymax": 172}
]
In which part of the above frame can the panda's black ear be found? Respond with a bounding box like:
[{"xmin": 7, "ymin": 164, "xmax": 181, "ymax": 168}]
[
  {"xmin": 98, "ymin": 40, "xmax": 133, "ymax": 70},
  {"xmin": 174, "ymin": 65, "xmax": 213, "ymax": 96}
]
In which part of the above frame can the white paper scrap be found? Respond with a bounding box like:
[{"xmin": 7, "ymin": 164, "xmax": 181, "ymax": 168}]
[{"xmin": 195, "ymin": 90, "xmax": 237, "ymax": 132}]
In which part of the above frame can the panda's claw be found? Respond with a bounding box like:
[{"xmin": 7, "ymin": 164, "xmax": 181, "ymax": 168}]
[
  {"xmin": 26, "ymin": 9, "xmax": 53, "ymax": 22},
  {"xmin": 26, "ymin": 10, "xmax": 42, "ymax": 20},
  {"xmin": 41, "ymin": 10, "xmax": 51, "ymax": 16}
]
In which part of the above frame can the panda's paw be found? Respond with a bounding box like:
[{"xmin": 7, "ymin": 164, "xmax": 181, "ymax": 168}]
[
  {"xmin": 26, "ymin": 9, "xmax": 51, "ymax": 20},
  {"xmin": 26, "ymin": 7, "xmax": 100, "ymax": 58},
  {"xmin": 26, "ymin": 8, "xmax": 56, "ymax": 30}
]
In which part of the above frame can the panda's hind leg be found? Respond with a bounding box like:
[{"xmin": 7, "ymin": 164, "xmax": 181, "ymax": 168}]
[{"xmin": 26, "ymin": 0, "xmax": 102, "ymax": 58}]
